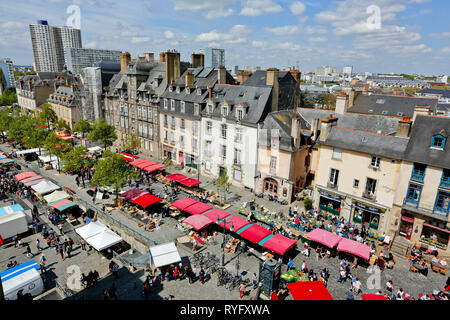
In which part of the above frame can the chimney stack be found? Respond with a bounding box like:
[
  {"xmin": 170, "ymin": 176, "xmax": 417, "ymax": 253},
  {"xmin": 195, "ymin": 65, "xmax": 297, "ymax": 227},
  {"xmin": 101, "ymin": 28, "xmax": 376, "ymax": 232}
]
[
  {"xmin": 120, "ymin": 52, "xmax": 131, "ymax": 74},
  {"xmin": 191, "ymin": 52, "xmax": 204, "ymax": 68},
  {"xmin": 266, "ymin": 68, "xmax": 279, "ymax": 112},
  {"xmin": 165, "ymin": 50, "xmax": 180, "ymax": 85},
  {"xmin": 412, "ymin": 105, "xmax": 431, "ymax": 123},
  {"xmin": 319, "ymin": 117, "xmax": 338, "ymax": 141},
  {"xmin": 335, "ymin": 92, "xmax": 349, "ymax": 115},
  {"xmin": 144, "ymin": 52, "xmax": 154, "ymax": 62},
  {"xmin": 396, "ymin": 117, "xmax": 412, "ymax": 137},
  {"xmin": 185, "ymin": 72, "xmax": 194, "ymax": 87},
  {"xmin": 160, "ymin": 52, "xmax": 166, "ymax": 63},
  {"xmin": 311, "ymin": 118, "xmax": 320, "ymax": 141},
  {"xmin": 291, "ymin": 114, "xmax": 301, "ymax": 149},
  {"xmin": 208, "ymin": 84, "xmax": 212, "ymax": 101},
  {"xmin": 218, "ymin": 66, "xmax": 226, "ymax": 85},
  {"xmin": 237, "ymin": 71, "xmax": 252, "ymax": 85}
]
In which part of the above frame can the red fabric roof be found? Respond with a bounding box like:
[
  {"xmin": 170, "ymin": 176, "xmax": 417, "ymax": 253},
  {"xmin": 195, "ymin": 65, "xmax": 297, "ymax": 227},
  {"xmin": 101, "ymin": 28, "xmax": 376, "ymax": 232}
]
[
  {"xmin": 178, "ymin": 178, "xmax": 201, "ymax": 187},
  {"xmin": 135, "ymin": 160, "xmax": 157, "ymax": 170},
  {"xmin": 287, "ymin": 281, "xmax": 334, "ymax": 300},
  {"xmin": 129, "ymin": 159, "xmax": 148, "ymax": 166},
  {"xmin": 132, "ymin": 194, "xmax": 162, "ymax": 208},
  {"xmin": 121, "ymin": 153, "xmax": 139, "ymax": 159},
  {"xmin": 183, "ymin": 215, "xmax": 214, "ymax": 231},
  {"xmin": 51, "ymin": 199, "xmax": 71, "ymax": 209},
  {"xmin": 184, "ymin": 202, "xmax": 213, "ymax": 215},
  {"xmin": 21, "ymin": 175, "xmax": 44, "ymax": 187},
  {"xmin": 15, "ymin": 172, "xmax": 37, "ymax": 182},
  {"xmin": 337, "ymin": 238, "xmax": 371, "ymax": 260},
  {"xmin": 361, "ymin": 294, "xmax": 387, "ymax": 300},
  {"xmin": 203, "ymin": 209, "xmax": 231, "ymax": 222},
  {"xmin": 143, "ymin": 163, "xmax": 166, "ymax": 172},
  {"xmin": 306, "ymin": 229, "xmax": 343, "ymax": 248},
  {"xmin": 262, "ymin": 234, "xmax": 297, "ymax": 255},
  {"xmin": 217, "ymin": 215, "xmax": 250, "ymax": 231},
  {"xmin": 166, "ymin": 173, "xmax": 187, "ymax": 182},
  {"xmin": 170, "ymin": 198, "xmax": 199, "ymax": 211},
  {"xmin": 238, "ymin": 224, "xmax": 272, "ymax": 244},
  {"xmin": 120, "ymin": 188, "xmax": 149, "ymax": 201}
]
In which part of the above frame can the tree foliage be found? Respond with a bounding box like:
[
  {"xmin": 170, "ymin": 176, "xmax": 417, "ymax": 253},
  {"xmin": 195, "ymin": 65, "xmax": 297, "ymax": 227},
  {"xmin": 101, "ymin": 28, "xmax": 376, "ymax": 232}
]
[
  {"xmin": 216, "ymin": 168, "xmax": 231, "ymax": 203},
  {"xmin": 7, "ymin": 115, "xmax": 32, "ymax": 142},
  {"xmin": 38, "ymin": 104, "xmax": 58, "ymax": 128},
  {"xmin": 73, "ymin": 119, "xmax": 92, "ymax": 138},
  {"xmin": 22, "ymin": 125, "xmax": 49, "ymax": 150},
  {"xmin": 123, "ymin": 133, "xmax": 141, "ymax": 152},
  {"xmin": 44, "ymin": 132, "xmax": 72, "ymax": 157},
  {"xmin": 61, "ymin": 145, "xmax": 94, "ymax": 174},
  {"xmin": 304, "ymin": 197, "xmax": 313, "ymax": 211},
  {"xmin": 88, "ymin": 118, "xmax": 117, "ymax": 149},
  {"xmin": 0, "ymin": 88, "xmax": 18, "ymax": 106}
]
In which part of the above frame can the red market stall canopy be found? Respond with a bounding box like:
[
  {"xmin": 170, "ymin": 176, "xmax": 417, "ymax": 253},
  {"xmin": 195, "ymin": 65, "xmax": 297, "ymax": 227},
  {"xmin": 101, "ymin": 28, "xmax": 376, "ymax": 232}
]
[
  {"xmin": 15, "ymin": 172, "xmax": 37, "ymax": 182},
  {"xmin": 143, "ymin": 163, "xmax": 166, "ymax": 173},
  {"xmin": 337, "ymin": 238, "xmax": 371, "ymax": 260},
  {"xmin": 178, "ymin": 178, "xmax": 201, "ymax": 188},
  {"xmin": 287, "ymin": 281, "xmax": 334, "ymax": 300},
  {"xmin": 183, "ymin": 202, "xmax": 213, "ymax": 215},
  {"xmin": 59, "ymin": 136, "xmax": 74, "ymax": 140},
  {"xmin": 306, "ymin": 229, "xmax": 343, "ymax": 248},
  {"xmin": 120, "ymin": 188, "xmax": 149, "ymax": 201},
  {"xmin": 21, "ymin": 175, "xmax": 45, "ymax": 187},
  {"xmin": 237, "ymin": 224, "xmax": 272, "ymax": 244},
  {"xmin": 183, "ymin": 215, "xmax": 214, "ymax": 231},
  {"xmin": 49, "ymin": 199, "xmax": 78, "ymax": 211},
  {"xmin": 203, "ymin": 209, "xmax": 231, "ymax": 222},
  {"xmin": 120, "ymin": 153, "xmax": 139, "ymax": 162},
  {"xmin": 132, "ymin": 194, "xmax": 162, "ymax": 208},
  {"xmin": 170, "ymin": 197, "xmax": 199, "ymax": 211},
  {"xmin": 361, "ymin": 294, "xmax": 387, "ymax": 300},
  {"xmin": 166, "ymin": 173, "xmax": 187, "ymax": 182},
  {"xmin": 217, "ymin": 215, "xmax": 250, "ymax": 232},
  {"xmin": 262, "ymin": 234, "xmax": 297, "ymax": 256},
  {"xmin": 129, "ymin": 159, "xmax": 157, "ymax": 170}
]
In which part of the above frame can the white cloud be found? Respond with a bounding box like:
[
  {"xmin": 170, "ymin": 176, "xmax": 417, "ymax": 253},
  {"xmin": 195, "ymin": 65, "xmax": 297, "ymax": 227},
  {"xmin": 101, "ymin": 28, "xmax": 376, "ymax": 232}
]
[
  {"xmin": 431, "ymin": 32, "xmax": 450, "ymax": 39},
  {"xmin": 1, "ymin": 21, "xmax": 24, "ymax": 29},
  {"xmin": 290, "ymin": 2, "xmax": 306, "ymax": 16},
  {"xmin": 131, "ymin": 36, "xmax": 150, "ymax": 43},
  {"xmin": 172, "ymin": 0, "xmax": 237, "ymax": 19},
  {"xmin": 264, "ymin": 25, "xmax": 300, "ymax": 35},
  {"xmin": 196, "ymin": 25, "xmax": 251, "ymax": 44},
  {"xmin": 240, "ymin": 0, "xmax": 283, "ymax": 16},
  {"xmin": 164, "ymin": 30, "xmax": 175, "ymax": 39},
  {"xmin": 251, "ymin": 40, "xmax": 268, "ymax": 47},
  {"xmin": 84, "ymin": 41, "xmax": 97, "ymax": 48},
  {"xmin": 204, "ymin": 8, "xmax": 234, "ymax": 19},
  {"xmin": 308, "ymin": 37, "xmax": 327, "ymax": 43},
  {"xmin": 440, "ymin": 47, "xmax": 450, "ymax": 54},
  {"xmin": 279, "ymin": 42, "xmax": 301, "ymax": 51}
]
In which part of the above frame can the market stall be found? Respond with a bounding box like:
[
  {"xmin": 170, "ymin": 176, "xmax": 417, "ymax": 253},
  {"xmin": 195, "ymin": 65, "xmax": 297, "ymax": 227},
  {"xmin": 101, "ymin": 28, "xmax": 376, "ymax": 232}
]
[
  {"xmin": 306, "ymin": 228, "xmax": 343, "ymax": 249},
  {"xmin": 120, "ymin": 152, "xmax": 139, "ymax": 162},
  {"xmin": 170, "ymin": 197, "xmax": 199, "ymax": 211},
  {"xmin": 31, "ymin": 180, "xmax": 61, "ymax": 196},
  {"xmin": 178, "ymin": 178, "xmax": 201, "ymax": 188},
  {"xmin": 337, "ymin": 238, "xmax": 371, "ymax": 261},
  {"xmin": 86, "ymin": 229, "xmax": 123, "ymax": 251},
  {"xmin": 129, "ymin": 159, "xmax": 157, "ymax": 170},
  {"xmin": 281, "ymin": 269, "xmax": 309, "ymax": 283},
  {"xmin": 361, "ymin": 294, "xmax": 387, "ymax": 300},
  {"xmin": 202, "ymin": 208, "xmax": 231, "ymax": 222},
  {"xmin": 236, "ymin": 224, "xmax": 272, "ymax": 244},
  {"xmin": 217, "ymin": 215, "xmax": 250, "ymax": 232},
  {"xmin": 142, "ymin": 163, "xmax": 166, "ymax": 173},
  {"xmin": 182, "ymin": 215, "xmax": 214, "ymax": 231},
  {"xmin": 44, "ymin": 190, "xmax": 70, "ymax": 204},
  {"xmin": 0, "ymin": 158, "xmax": 14, "ymax": 166},
  {"xmin": 287, "ymin": 281, "xmax": 334, "ymax": 300},
  {"xmin": 48, "ymin": 199, "xmax": 78, "ymax": 211},
  {"xmin": 149, "ymin": 242, "xmax": 181, "ymax": 268},
  {"xmin": 131, "ymin": 194, "xmax": 162, "ymax": 209},
  {"xmin": 0, "ymin": 204, "xmax": 25, "ymax": 217},
  {"xmin": 14, "ymin": 172, "xmax": 37, "ymax": 182},
  {"xmin": 183, "ymin": 202, "xmax": 213, "ymax": 215},
  {"xmin": 21, "ymin": 175, "xmax": 45, "ymax": 187},
  {"xmin": 75, "ymin": 220, "xmax": 108, "ymax": 239},
  {"xmin": 165, "ymin": 173, "xmax": 187, "ymax": 183},
  {"xmin": 261, "ymin": 234, "xmax": 297, "ymax": 256},
  {"xmin": 120, "ymin": 188, "xmax": 149, "ymax": 201}
]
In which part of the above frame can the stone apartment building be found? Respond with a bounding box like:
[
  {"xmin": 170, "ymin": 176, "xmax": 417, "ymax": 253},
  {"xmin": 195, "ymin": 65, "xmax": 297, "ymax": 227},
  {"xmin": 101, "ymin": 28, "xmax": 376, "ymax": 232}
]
[
  {"xmin": 104, "ymin": 50, "xmax": 189, "ymax": 159},
  {"xmin": 47, "ymin": 82, "xmax": 83, "ymax": 129}
]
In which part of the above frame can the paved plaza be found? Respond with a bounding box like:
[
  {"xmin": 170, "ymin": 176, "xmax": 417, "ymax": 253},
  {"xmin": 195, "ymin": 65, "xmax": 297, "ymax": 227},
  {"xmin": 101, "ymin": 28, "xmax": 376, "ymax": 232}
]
[{"xmin": 1, "ymin": 143, "xmax": 448, "ymax": 300}]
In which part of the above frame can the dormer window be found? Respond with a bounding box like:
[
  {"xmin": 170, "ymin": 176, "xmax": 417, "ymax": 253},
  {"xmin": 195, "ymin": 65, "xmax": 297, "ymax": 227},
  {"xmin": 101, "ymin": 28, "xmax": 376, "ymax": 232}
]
[
  {"xmin": 170, "ymin": 99, "xmax": 175, "ymax": 111},
  {"xmin": 431, "ymin": 134, "xmax": 446, "ymax": 149},
  {"xmin": 197, "ymin": 88, "xmax": 202, "ymax": 95},
  {"xmin": 176, "ymin": 86, "xmax": 180, "ymax": 93},
  {"xmin": 169, "ymin": 86, "xmax": 173, "ymax": 92},
  {"xmin": 180, "ymin": 101, "xmax": 185, "ymax": 113},
  {"xmin": 186, "ymin": 87, "xmax": 191, "ymax": 94},
  {"xmin": 207, "ymin": 104, "xmax": 213, "ymax": 114},
  {"xmin": 222, "ymin": 106, "xmax": 228, "ymax": 117},
  {"xmin": 236, "ymin": 108, "xmax": 244, "ymax": 121},
  {"xmin": 164, "ymin": 99, "xmax": 168, "ymax": 109}
]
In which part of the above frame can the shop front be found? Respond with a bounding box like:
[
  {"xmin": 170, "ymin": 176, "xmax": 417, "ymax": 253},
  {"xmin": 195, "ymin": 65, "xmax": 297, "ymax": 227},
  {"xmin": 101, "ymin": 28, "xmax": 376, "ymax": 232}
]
[
  {"xmin": 399, "ymin": 214, "xmax": 415, "ymax": 240},
  {"xmin": 352, "ymin": 201, "xmax": 383, "ymax": 231},
  {"xmin": 318, "ymin": 189, "xmax": 342, "ymax": 216},
  {"xmin": 420, "ymin": 220, "xmax": 450, "ymax": 251},
  {"xmin": 163, "ymin": 147, "xmax": 174, "ymax": 161}
]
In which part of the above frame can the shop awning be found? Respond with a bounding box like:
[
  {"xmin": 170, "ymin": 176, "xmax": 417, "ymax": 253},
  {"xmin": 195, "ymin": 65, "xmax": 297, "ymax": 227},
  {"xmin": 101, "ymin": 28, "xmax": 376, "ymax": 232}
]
[
  {"xmin": 120, "ymin": 188, "xmax": 149, "ymax": 201},
  {"xmin": 129, "ymin": 158, "xmax": 148, "ymax": 167},
  {"xmin": 170, "ymin": 197, "xmax": 199, "ymax": 211},
  {"xmin": 75, "ymin": 221, "xmax": 108, "ymax": 239},
  {"xmin": 237, "ymin": 224, "xmax": 273, "ymax": 244},
  {"xmin": 0, "ymin": 159, "xmax": 14, "ymax": 165},
  {"xmin": 15, "ymin": 148, "xmax": 42, "ymax": 155},
  {"xmin": 59, "ymin": 136, "xmax": 74, "ymax": 140},
  {"xmin": 87, "ymin": 146, "xmax": 102, "ymax": 154},
  {"xmin": 129, "ymin": 159, "xmax": 157, "ymax": 170},
  {"xmin": 178, "ymin": 178, "xmax": 201, "ymax": 188},
  {"xmin": 149, "ymin": 242, "xmax": 181, "ymax": 268},
  {"xmin": 132, "ymin": 194, "xmax": 162, "ymax": 208},
  {"xmin": 49, "ymin": 199, "xmax": 77, "ymax": 211},
  {"xmin": 183, "ymin": 215, "xmax": 214, "ymax": 231},
  {"xmin": 217, "ymin": 215, "xmax": 250, "ymax": 232},
  {"xmin": 183, "ymin": 202, "xmax": 212, "ymax": 215},
  {"xmin": 287, "ymin": 281, "xmax": 334, "ymax": 300},
  {"xmin": 21, "ymin": 175, "xmax": 45, "ymax": 187},
  {"xmin": 15, "ymin": 172, "xmax": 37, "ymax": 182},
  {"xmin": 401, "ymin": 216, "xmax": 414, "ymax": 224},
  {"xmin": 423, "ymin": 223, "xmax": 450, "ymax": 234},
  {"xmin": 44, "ymin": 190, "xmax": 70, "ymax": 204},
  {"xmin": 306, "ymin": 229, "xmax": 343, "ymax": 248},
  {"xmin": 31, "ymin": 180, "xmax": 61, "ymax": 195},
  {"xmin": 337, "ymin": 238, "xmax": 371, "ymax": 260},
  {"xmin": 203, "ymin": 209, "xmax": 231, "ymax": 222},
  {"xmin": 0, "ymin": 204, "xmax": 25, "ymax": 217},
  {"xmin": 120, "ymin": 153, "xmax": 139, "ymax": 162},
  {"xmin": 361, "ymin": 294, "xmax": 387, "ymax": 300},
  {"xmin": 166, "ymin": 173, "xmax": 187, "ymax": 182},
  {"xmin": 143, "ymin": 163, "xmax": 166, "ymax": 173},
  {"xmin": 262, "ymin": 234, "xmax": 297, "ymax": 256},
  {"xmin": 86, "ymin": 229, "xmax": 123, "ymax": 251}
]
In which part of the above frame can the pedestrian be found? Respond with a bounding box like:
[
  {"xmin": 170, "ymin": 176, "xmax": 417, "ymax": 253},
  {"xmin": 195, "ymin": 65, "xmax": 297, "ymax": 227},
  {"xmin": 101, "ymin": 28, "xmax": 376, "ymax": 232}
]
[
  {"xmin": 252, "ymin": 272, "xmax": 258, "ymax": 289},
  {"xmin": 109, "ymin": 283, "xmax": 118, "ymax": 300},
  {"xmin": 102, "ymin": 289, "xmax": 110, "ymax": 300},
  {"xmin": 386, "ymin": 280, "xmax": 393, "ymax": 293},
  {"xmin": 353, "ymin": 277, "xmax": 362, "ymax": 295},
  {"xmin": 75, "ymin": 176, "xmax": 80, "ymax": 187},
  {"xmin": 239, "ymin": 281, "xmax": 246, "ymax": 299},
  {"xmin": 36, "ymin": 239, "xmax": 42, "ymax": 251},
  {"xmin": 58, "ymin": 223, "xmax": 63, "ymax": 235},
  {"xmin": 199, "ymin": 267, "xmax": 205, "ymax": 284},
  {"xmin": 59, "ymin": 245, "xmax": 64, "ymax": 260},
  {"xmin": 80, "ymin": 239, "xmax": 86, "ymax": 251},
  {"xmin": 66, "ymin": 244, "xmax": 72, "ymax": 258},
  {"xmin": 301, "ymin": 261, "xmax": 308, "ymax": 273},
  {"xmin": 142, "ymin": 281, "xmax": 150, "ymax": 300},
  {"xmin": 287, "ymin": 258, "xmax": 294, "ymax": 270},
  {"xmin": 13, "ymin": 235, "xmax": 18, "ymax": 247},
  {"xmin": 112, "ymin": 263, "xmax": 119, "ymax": 279},
  {"xmin": 25, "ymin": 244, "xmax": 32, "ymax": 257}
]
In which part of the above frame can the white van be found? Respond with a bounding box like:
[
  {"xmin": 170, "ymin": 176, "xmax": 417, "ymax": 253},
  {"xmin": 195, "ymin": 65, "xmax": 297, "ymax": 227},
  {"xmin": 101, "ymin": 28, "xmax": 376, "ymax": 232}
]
[
  {"xmin": 0, "ymin": 211, "xmax": 29, "ymax": 239},
  {"xmin": 1, "ymin": 261, "xmax": 44, "ymax": 300}
]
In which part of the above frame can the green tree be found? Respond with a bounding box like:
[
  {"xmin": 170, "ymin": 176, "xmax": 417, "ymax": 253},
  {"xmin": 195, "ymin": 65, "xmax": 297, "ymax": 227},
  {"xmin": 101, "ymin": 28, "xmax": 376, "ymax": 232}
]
[
  {"xmin": 22, "ymin": 125, "xmax": 49, "ymax": 155},
  {"xmin": 62, "ymin": 145, "xmax": 94, "ymax": 174},
  {"xmin": 88, "ymin": 118, "xmax": 117, "ymax": 150},
  {"xmin": 55, "ymin": 119, "xmax": 71, "ymax": 133},
  {"xmin": 7, "ymin": 114, "xmax": 32, "ymax": 142},
  {"xmin": 91, "ymin": 150, "xmax": 138, "ymax": 198},
  {"xmin": 0, "ymin": 88, "xmax": 18, "ymax": 106},
  {"xmin": 123, "ymin": 133, "xmax": 141, "ymax": 152},
  {"xmin": 0, "ymin": 109, "xmax": 12, "ymax": 134},
  {"xmin": 216, "ymin": 168, "xmax": 231, "ymax": 204},
  {"xmin": 44, "ymin": 132, "xmax": 72, "ymax": 172},
  {"xmin": 304, "ymin": 197, "xmax": 313, "ymax": 211},
  {"xmin": 38, "ymin": 104, "xmax": 58, "ymax": 130},
  {"xmin": 73, "ymin": 119, "xmax": 92, "ymax": 138}
]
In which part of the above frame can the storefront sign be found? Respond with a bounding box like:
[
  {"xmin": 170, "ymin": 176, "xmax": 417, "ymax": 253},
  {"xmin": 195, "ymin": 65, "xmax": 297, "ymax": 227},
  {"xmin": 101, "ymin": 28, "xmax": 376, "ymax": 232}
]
[
  {"xmin": 354, "ymin": 201, "xmax": 382, "ymax": 214},
  {"xmin": 319, "ymin": 190, "xmax": 342, "ymax": 202}
]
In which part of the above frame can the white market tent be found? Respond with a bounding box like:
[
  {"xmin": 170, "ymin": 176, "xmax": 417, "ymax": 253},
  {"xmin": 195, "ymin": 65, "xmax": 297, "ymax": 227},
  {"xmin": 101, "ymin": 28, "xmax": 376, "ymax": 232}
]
[
  {"xmin": 87, "ymin": 146, "xmax": 102, "ymax": 154},
  {"xmin": 31, "ymin": 180, "xmax": 61, "ymax": 195},
  {"xmin": 38, "ymin": 155, "xmax": 59, "ymax": 163},
  {"xmin": 44, "ymin": 190, "xmax": 70, "ymax": 203},
  {"xmin": 16, "ymin": 148, "xmax": 44, "ymax": 155},
  {"xmin": 75, "ymin": 221, "xmax": 108, "ymax": 239},
  {"xmin": 149, "ymin": 242, "xmax": 181, "ymax": 268},
  {"xmin": 86, "ymin": 229, "xmax": 123, "ymax": 251}
]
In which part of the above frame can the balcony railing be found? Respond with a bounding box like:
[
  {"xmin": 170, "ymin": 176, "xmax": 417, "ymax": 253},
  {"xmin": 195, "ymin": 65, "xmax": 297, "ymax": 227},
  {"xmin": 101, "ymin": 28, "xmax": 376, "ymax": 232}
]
[
  {"xmin": 440, "ymin": 178, "xmax": 450, "ymax": 189},
  {"xmin": 362, "ymin": 192, "xmax": 376, "ymax": 201},
  {"xmin": 411, "ymin": 172, "xmax": 425, "ymax": 182},
  {"xmin": 402, "ymin": 198, "xmax": 449, "ymax": 221},
  {"xmin": 327, "ymin": 182, "xmax": 337, "ymax": 189}
]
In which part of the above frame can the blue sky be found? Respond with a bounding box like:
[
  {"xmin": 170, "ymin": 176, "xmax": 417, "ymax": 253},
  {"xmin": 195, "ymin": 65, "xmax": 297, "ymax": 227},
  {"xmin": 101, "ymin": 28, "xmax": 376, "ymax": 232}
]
[{"xmin": 0, "ymin": 0, "xmax": 449, "ymax": 75}]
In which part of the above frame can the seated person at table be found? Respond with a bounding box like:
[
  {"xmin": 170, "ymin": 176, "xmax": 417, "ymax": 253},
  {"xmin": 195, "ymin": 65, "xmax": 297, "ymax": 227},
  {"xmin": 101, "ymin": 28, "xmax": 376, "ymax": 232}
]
[
  {"xmin": 418, "ymin": 260, "xmax": 428, "ymax": 276},
  {"xmin": 385, "ymin": 253, "xmax": 395, "ymax": 269},
  {"xmin": 439, "ymin": 259, "xmax": 447, "ymax": 268},
  {"xmin": 432, "ymin": 256, "xmax": 439, "ymax": 265}
]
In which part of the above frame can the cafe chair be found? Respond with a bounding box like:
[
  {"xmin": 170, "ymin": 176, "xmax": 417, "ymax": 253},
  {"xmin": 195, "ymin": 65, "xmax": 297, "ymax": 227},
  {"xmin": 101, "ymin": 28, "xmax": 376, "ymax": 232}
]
[
  {"xmin": 432, "ymin": 264, "xmax": 440, "ymax": 273},
  {"xmin": 410, "ymin": 265, "xmax": 419, "ymax": 272},
  {"xmin": 440, "ymin": 268, "xmax": 447, "ymax": 275}
]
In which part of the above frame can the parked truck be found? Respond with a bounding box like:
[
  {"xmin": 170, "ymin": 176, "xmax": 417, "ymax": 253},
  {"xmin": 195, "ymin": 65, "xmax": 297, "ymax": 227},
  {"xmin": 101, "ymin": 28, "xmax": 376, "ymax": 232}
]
[{"xmin": 0, "ymin": 211, "xmax": 29, "ymax": 240}]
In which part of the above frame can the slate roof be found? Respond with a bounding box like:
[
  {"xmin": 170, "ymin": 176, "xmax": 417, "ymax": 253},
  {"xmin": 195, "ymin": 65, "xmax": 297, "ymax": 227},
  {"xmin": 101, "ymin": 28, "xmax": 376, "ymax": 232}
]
[
  {"xmin": 403, "ymin": 115, "xmax": 450, "ymax": 169},
  {"xmin": 48, "ymin": 85, "xmax": 81, "ymax": 107},
  {"xmin": 241, "ymin": 70, "xmax": 291, "ymax": 87},
  {"xmin": 347, "ymin": 94, "xmax": 439, "ymax": 118},
  {"xmin": 321, "ymin": 127, "xmax": 409, "ymax": 159},
  {"xmin": 259, "ymin": 110, "xmax": 298, "ymax": 152},
  {"xmin": 419, "ymin": 88, "xmax": 450, "ymax": 98}
]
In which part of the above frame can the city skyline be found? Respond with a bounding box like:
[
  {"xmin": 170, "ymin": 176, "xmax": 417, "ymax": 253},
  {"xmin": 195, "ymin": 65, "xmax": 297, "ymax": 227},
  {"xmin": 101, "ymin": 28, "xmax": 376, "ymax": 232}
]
[{"xmin": 0, "ymin": 0, "xmax": 449, "ymax": 75}]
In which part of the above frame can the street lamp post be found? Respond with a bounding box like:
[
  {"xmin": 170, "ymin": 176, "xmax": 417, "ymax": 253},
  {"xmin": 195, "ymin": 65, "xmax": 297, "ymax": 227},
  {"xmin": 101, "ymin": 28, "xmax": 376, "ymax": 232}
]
[{"xmin": 216, "ymin": 217, "xmax": 234, "ymax": 266}]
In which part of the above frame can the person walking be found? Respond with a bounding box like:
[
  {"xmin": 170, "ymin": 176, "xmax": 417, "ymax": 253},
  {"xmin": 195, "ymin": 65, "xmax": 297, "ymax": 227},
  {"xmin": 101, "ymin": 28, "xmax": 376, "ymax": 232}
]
[
  {"xmin": 80, "ymin": 239, "xmax": 86, "ymax": 251},
  {"xmin": 66, "ymin": 244, "xmax": 72, "ymax": 258},
  {"xmin": 239, "ymin": 281, "xmax": 246, "ymax": 299},
  {"xmin": 59, "ymin": 245, "xmax": 64, "ymax": 260},
  {"xmin": 25, "ymin": 244, "xmax": 32, "ymax": 257},
  {"xmin": 287, "ymin": 258, "xmax": 294, "ymax": 270},
  {"xmin": 142, "ymin": 281, "xmax": 150, "ymax": 300},
  {"xmin": 252, "ymin": 273, "xmax": 258, "ymax": 289},
  {"xmin": 58, "ymin": 223, "xmax": 64, "ymax": 235},
  {"xmin": 199, "ymin": 267, "xmax": 205, "ymax": 284},
  {"xmin": 36, "ymin": 239, "xmax": 42, "ymax": 252},
  {"xmin": 111, "ymin": 263, "xmax": 119, "ymax": 279}
]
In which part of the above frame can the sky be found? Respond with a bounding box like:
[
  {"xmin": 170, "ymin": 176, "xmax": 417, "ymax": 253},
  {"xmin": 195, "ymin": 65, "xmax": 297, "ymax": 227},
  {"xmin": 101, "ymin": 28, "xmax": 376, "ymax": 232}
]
[{"xmin": 0, "ymin": 0, "xmax": 449, "ymax": 75}]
